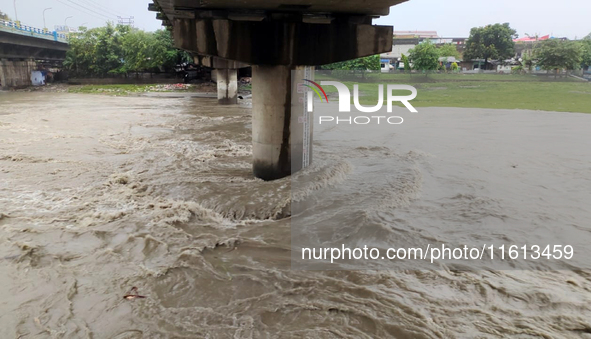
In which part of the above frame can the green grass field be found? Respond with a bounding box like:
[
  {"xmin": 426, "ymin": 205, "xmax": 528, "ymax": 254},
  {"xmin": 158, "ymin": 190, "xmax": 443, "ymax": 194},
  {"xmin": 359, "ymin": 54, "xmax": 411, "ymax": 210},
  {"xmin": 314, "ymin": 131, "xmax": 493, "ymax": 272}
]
[
  {"xmin": 68, "ymin": 84, "xmax": 156, "ymax": 95},
  {"xmin": 317, "ymin": 73, "xmax": 591, "ymax": 113},
  {"xmin": 65, "ymin": 74, "xmax": 591, "ymax": 113}
]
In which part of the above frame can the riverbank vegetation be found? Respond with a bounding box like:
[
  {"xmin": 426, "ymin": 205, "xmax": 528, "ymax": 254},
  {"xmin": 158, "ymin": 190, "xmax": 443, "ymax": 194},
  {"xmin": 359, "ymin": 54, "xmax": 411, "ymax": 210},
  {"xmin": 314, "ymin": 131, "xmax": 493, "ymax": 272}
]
[
  {"xmin": 65, "ymin": 83, "xmax": 215, "ymax": 96},
  {"xmin": 64, "ymin": 24, "xmax": 191, "ymax": 77}
]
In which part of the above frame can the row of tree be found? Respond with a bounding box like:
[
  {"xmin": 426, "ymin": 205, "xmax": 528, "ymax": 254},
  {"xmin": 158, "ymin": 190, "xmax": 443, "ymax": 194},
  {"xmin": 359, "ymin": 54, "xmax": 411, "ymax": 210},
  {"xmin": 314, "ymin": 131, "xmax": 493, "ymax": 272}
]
[
  {"xmin": 27, "ymin": 18, "xmax": 591, "ymax": 75},
  {"xmin": 405, "ymin": 23, "xmax": 591, "ymax": 73},
  {"xmin": 64, "ymin": 23, "xmax": 191, "ymax": 77},
  {"xmin": 320, "ymin": 44, "xmax": 460, "ymax": 72}
]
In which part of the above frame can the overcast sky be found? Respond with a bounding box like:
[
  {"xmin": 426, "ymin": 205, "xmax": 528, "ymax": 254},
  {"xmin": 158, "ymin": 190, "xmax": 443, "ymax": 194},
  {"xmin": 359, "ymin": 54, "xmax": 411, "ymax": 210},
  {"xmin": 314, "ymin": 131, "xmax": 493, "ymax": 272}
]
[
  {"xmin": 1, "ymin": 0, "xmax": 590, "ymax": 39},
  {"xmin": 375, "ymin": 0, "xmax": 591, "ymax": 39}
]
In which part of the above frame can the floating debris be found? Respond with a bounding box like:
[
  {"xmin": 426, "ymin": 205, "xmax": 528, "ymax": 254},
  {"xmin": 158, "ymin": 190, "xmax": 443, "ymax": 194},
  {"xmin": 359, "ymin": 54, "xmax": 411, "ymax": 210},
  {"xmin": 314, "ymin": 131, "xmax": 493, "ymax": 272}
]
[
  {"xmin": 123, "ymin": 287, "xmax": 146, "ymax": 300},
  {"xmin": 146, "ymin": 83, "xmax": 192, "ymax": 92}
]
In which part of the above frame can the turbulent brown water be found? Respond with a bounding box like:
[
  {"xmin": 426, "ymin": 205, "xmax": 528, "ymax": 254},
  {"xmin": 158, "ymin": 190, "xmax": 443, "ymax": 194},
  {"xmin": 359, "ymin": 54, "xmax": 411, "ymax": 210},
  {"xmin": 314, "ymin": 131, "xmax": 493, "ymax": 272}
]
[{"xmin": 1, "ymin": 91, "xmax": 591, "ymax": 338}]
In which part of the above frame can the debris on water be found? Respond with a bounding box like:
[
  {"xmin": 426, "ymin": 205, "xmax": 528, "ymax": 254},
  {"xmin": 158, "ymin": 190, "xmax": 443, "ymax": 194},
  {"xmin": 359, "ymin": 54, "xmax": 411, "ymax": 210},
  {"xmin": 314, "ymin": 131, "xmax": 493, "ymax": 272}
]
[
  {"xmin": 2, "ymin": 254, "xmax": 20, "ymax": 260},
  {"xmin": 123, "ymin": 287, "xmax": 147, "ymax": 300},
  {"xmin": 147, "ymin": 83, "xmax": 192, "ymax": 92}
]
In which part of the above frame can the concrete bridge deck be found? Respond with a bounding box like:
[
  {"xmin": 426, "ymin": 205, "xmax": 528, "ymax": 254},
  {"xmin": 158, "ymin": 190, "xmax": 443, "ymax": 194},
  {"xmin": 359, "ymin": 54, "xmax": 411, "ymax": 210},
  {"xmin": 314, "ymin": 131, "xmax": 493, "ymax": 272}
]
[
  {"xmin": 153, "ymin": 0, "xmax": 407, "ymax": 22},
  {"xmin": 0, "ymin": 19, "xmax": 68, "ymax": 44}
]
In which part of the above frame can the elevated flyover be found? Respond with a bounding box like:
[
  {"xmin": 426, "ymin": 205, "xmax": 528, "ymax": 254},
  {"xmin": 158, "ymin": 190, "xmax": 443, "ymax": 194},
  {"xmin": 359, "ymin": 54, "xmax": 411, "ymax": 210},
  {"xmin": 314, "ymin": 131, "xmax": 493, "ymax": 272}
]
[
  {"xmin": 150, "ymin": 0, "xmax": 407, "ymax": 180},
  {"xmin": 0, "ymin": 20, "xmax": 69, "ymax": 88}
]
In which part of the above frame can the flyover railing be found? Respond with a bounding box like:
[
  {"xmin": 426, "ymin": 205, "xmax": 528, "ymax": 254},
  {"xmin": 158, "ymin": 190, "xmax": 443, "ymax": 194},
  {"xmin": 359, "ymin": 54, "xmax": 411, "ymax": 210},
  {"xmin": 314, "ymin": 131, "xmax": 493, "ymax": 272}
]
[{"xmin": 0, "ymin": 19, "xmax": 68, "ymax": 43}]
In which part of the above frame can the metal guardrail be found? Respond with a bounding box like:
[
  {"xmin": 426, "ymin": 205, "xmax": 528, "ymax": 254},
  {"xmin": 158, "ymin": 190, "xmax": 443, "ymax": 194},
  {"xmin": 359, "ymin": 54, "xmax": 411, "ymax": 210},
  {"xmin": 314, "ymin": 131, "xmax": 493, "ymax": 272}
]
[{"xmin": 0, "ymin": 19, "xmax": 68, "ymax": 43}]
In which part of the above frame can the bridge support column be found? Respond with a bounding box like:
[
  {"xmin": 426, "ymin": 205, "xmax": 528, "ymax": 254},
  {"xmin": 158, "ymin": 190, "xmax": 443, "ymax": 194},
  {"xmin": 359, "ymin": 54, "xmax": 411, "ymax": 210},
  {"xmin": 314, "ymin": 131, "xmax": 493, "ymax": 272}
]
[
  {"xmin": 0, "ymin": 59, "xmax": 6, "ymax": 89},
  {"xmin": 193, "ymin": 57, "xmax": 247, "ymax": 105},
  {"xmin": 172, "ymin": 17, "xmax": 393, "ymax": 180},
  {"xmin": 214, "ymin": 68, "xmax": 238, "ymax": 105},
  {"xmin": 0, "ymin": 59, "xmax": 36, "ymax": 89},
  {"xmin": 252, "ymin": 65, "xmax": 313, "ymax": 181}
]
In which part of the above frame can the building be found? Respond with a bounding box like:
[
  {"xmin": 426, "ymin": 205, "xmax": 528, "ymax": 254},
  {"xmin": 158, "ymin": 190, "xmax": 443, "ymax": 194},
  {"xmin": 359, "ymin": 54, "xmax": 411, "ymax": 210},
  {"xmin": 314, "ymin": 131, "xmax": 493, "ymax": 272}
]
[
  {"xmin": 513, "ymin": 35, "xmax": 550, "ymax": 43},
  {"xmin": 379, "ymin": 32, "xmax": 438, "ymax": 70},
  {"xmin": 393, "ymin": 30, "xmax": 438, "ymax": 39},
  {"xmin": 380, "ymin": 40, "xmax": 418, "ymax": 69},
  {"xmin": 380, "ymin": 31, "xmax": 468, "ymax": 70}
]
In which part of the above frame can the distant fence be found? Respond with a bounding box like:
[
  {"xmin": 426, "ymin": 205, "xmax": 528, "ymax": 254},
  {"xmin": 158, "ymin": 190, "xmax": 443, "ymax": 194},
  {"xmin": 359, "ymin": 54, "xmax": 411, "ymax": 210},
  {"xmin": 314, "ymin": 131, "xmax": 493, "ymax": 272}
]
[{"xmin": 0, "ymin": 19, "xmax": 68, "ymax": 43}]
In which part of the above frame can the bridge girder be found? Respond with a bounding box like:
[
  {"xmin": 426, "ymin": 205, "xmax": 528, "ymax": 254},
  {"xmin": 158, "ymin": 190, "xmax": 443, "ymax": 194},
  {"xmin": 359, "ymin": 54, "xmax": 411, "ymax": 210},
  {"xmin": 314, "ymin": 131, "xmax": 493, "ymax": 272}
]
[{"xmin": 0, "ymin": 31, "xmax": 68, "ymax": 61}]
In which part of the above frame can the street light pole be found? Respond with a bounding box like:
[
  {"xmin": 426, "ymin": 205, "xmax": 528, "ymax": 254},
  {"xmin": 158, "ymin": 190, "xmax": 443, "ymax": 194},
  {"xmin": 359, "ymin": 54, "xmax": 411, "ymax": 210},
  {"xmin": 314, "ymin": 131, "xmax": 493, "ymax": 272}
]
[
  {"xmin": 13, "ymin": 0, "xmax": 18, "ymax": 22},
  {"xmin": 65, "ymin": 16, "xmax": 73, "ymax": 30},
  {"xmin": 43, "ymin": 8, "xmax": 52, "ymax": 29}
]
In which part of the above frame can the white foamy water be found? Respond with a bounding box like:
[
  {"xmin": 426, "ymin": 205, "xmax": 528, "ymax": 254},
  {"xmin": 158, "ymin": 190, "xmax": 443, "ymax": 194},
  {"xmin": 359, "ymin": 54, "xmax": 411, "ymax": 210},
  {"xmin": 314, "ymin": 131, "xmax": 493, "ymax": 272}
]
[{"xmin": 1, "ymin": 92, "xmax": 591, "ymax": 338}]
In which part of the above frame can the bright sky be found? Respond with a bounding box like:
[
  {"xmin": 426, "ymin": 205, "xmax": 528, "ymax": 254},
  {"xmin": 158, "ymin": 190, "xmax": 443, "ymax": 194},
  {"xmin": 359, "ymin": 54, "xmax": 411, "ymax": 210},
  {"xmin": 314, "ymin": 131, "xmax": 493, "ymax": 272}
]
[
  {"xmin": 1, "ymin": 0, "xmax": 590, "ymax": 39},
  {"xmin": 0, "ymin": 0, "xmax": 161, "ymax": 31},
  {"xmin": 376, "ymin": 0, "xmax": 591, "ymax": 39}
]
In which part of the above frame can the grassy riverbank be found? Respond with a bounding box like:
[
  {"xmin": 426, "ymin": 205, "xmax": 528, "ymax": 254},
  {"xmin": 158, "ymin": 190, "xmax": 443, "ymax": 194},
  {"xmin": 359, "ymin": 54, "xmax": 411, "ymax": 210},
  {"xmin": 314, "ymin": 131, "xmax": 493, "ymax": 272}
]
[
  {"xmin": 25, "ymin": 73, "xmax": 589, "ymax": 113},
  {"xmin": 67, "ymin": 83, "xmax": 215, "ymax": 96},
  {"xmin": 318, "ymin": 73, "xmax": 591, "ymax": 113}
]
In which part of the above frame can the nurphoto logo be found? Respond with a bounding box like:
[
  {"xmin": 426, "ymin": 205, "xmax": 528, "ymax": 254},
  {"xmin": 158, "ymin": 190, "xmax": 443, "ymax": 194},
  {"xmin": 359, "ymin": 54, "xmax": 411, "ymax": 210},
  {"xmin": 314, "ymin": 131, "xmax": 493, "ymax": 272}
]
[{"xmin": 304, "ymin": 79, "xmax": 418, "ymax": 125}]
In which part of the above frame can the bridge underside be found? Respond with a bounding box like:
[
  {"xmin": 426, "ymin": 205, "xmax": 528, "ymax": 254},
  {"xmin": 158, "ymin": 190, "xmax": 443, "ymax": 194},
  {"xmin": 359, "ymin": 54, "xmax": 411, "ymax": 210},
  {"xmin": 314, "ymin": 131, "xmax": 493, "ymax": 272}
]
[
  {"xmin": 151, "ymin": 0, "xmax": 405, "ymax": 180},
  {"xmin": 0, "ymin": 31, "xmax": 68, "ymax": 61},
  {"xmin": 173, "ymin": 18, "xmax": 392, "ymax": 66},
  {"xmin": 0, "ymin": 31, "xmax": 68, "ymax": 89}
]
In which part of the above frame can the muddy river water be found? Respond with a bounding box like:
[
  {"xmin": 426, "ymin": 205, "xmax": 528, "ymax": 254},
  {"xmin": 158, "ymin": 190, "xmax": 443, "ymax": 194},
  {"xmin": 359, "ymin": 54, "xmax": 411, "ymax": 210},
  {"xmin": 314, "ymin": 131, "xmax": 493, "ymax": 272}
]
[{"xmin": 1, "ymin": 91, "xmax": 591, "ymax": 338}]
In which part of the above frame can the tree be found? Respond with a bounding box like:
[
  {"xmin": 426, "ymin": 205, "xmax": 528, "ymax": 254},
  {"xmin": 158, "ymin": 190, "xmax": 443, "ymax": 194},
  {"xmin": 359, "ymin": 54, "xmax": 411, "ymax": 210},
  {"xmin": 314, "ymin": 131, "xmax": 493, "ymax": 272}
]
[
  {"xmin": 118, "ymin": 29, "xmax": 156, "ymax": 74},
  {"xmin": 438, "ymin": 43, "xmax": 461, "ymax": 60},
  {"xmin": 0, "ymin": 10, "xmax": 10, "ymax": 21},
  {"xmin": 581, "ymin": 33, "xmax": 591, "ymax": 70},
  {"xmin": 64, "ymin": 23, "xmax": 130, "ymax": 76},
  {"xmin": 64, "ymin": 24, "xmax": 189, "ymax": 77},
  {"xmin": 408, "ymin": 40, "xmax": 439, "ymax": 73},
  {"xmin": 64, "ymin": 27, "xmax": 98, "ymax": 76},
  {"xmin": 463, "ymin": 23, "xmax": 517, "ymax": 70},
  {"xmin": 536, "ymin": 39, "xmax": 582, "ymax": 76},
  {"xmin": 151, "ymin": 29, "xmax": 191, "ymax": 71},
  {"xmin": 401, "ymin": 53, "xmax": 411, "ymax": 72},
  {"xmin": 321, "ymin": 55, "xmax": 380, "ymax": 71},
  {"xmin": 521, "ymin": 49, "xmax": 535, "ymax": 72},
  {"xmin": 94, "ymin": 23, "xmax": 128, "ymax": 75}
]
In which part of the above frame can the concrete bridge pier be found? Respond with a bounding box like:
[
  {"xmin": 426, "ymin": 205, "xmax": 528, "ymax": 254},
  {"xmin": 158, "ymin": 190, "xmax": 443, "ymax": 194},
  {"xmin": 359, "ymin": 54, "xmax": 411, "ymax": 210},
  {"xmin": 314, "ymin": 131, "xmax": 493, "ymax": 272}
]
[
  {"xmin": 193, "ymin": 56, "xmax": 245, "ymax": 105},
  {"xmin": 172, "ymin": 16, "xmax": 392, "ymax": 180},
  {"xmin": 214, "ymin": 68, "xmax": 238, "ymax": 105},
  {"xmin": 0, "ymin": 58, "xmax": 36, "ymax": 89},
  {"xmin": 252, "ymin": 65, "xmax": 313, "ymax": 180}
]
